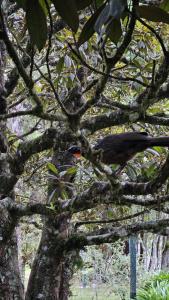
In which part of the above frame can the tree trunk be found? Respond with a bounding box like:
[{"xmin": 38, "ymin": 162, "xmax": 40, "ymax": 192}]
[
  {"xmin": 26, "ymin": 85, "xmax": 84, "ymax": 299},
  {"xmin": 0, "ymin": 16, "xmax": 24, "ymax": 298},
  {"xmin": 0, "ymin": 232, "xmax": 24, "ymax": 300},
  {"xmin": 161, "ymin": 236, "xmax": 169, "ymax": 270},
  {"xmin": 25, "ymin": 215, "xmax": 76, "ymax": 300},
  {"xmin": 25, "ymin": 149, "xmax": 76, "ymax": 300}
]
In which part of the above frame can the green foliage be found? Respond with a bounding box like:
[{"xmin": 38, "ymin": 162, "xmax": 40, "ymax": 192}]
[
  {"xmin": 66, "ymin": 166, "xmax": 78, "ymax": 175},
  {"xmin": 137, "ymin": 272, "xmax": 169, "ymax": 300},
  {"xmin": 70, "ymin": 285, "xmax": 119, "ymax": 300},
  {"xmin": 160, "ymin": 0, "xmax": 169, "ymax": 11},
  {"xmin": 47, "ymin": 162, "xmax": 58, "ymax": 174},
  {"xmin": 144, "ymin": 272, "xmax": 169, "ymax": 288},
  {"xmin": 7, "ymin": 0, "xmax": 169, "ymax": 297},
  {"xmin": 75, "ymin": 242, "xmax": 130, "ymax": 299},
  {"xmin": 16, "ymin": 0, "xmax": 169, "ymax": 50}
]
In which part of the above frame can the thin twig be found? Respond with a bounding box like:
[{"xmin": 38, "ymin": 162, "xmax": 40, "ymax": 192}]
[
  {"xmin": 68, "ymin": 42, "xmax": 149, "ymax": 88},
  {"xmin": 44, "ymin": 0, "xmax": 53, "ymax": 80},
  {"xmin": 75, "ymin": 209, "xmax": 150, "ymax": 228},
  {"xmin": 0, "ymin": 10, "xmax": 43, "ymax": 109}
]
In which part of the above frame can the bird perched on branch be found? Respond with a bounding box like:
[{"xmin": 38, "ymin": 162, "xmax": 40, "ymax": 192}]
[{"xmin": 68, "ymin": 132, "xmax": 169, "ymax": 168}]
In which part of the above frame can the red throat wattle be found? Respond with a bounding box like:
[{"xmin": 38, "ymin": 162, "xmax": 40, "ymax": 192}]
[{"xmin": 73, "ymin": 151, "xmax": 81, "ymax": 159}]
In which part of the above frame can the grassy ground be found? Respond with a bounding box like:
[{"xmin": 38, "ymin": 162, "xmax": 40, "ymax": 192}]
[
  {"xmin": 25, "ymin": 268, "xmax": 123, "ymax": 299},
  {"xmin": 69, "ymin": 286, "xmax": 119, "ymax": 300}
]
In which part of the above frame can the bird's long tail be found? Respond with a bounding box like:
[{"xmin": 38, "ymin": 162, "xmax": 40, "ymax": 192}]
[{"xmin": 149, "ymin": 137, "xmax": 169, "ymax": 147}]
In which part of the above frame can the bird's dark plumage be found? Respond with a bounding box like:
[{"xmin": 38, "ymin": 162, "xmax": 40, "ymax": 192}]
[{"xmin": 68, "ymin": 132, "xmax": 169, "ymax": 165}]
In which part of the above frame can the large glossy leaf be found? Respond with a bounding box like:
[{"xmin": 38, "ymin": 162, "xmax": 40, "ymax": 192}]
[
  {"xmin": 52, "ymin": 0, "xmax": 79, "ymax": 32},
  {"xmin": 108, "ymin": 0, "xmax": 127, "ymax": 19},
  {"xmin": 16, "ymin": 0, "xmax": 26, "ymax": 9},
  {"xmin": 26, "ymin": 0, "xmax": 47, "ymax": 51},
  {"xmin": 137, "ymin": 5, "xmax": 169, "ymax": 24},
  {"xmin": 39, "ymin": 0, "xmax": 50, "ymax": 15},
  {"xmin": 78, "ymin": 3, "xmax": 106, "ymax": 45},
  {"xmin": 107, "ymin": 19, "xmax": 122, "ymax": 44},
  {"xmin": 94, "ymin": 0, "xmax": 127, "ymax": 33}
]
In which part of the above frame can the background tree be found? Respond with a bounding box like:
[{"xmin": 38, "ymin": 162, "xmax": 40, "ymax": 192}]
[{"xmin": 1, "ymin": 0, "xmax": 169, "ymax": 299}]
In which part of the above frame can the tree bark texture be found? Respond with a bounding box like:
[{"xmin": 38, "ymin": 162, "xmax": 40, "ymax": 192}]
[
  {"xmin": 0, "ymin": 25, "xmax": 24, "ymax": 299},
  {"xmin": 26, "ymin": 86, "xmax": 83, "ymax": 300}
]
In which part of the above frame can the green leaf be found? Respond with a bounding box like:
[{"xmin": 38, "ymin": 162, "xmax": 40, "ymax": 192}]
[
  {"xmin": 137, "ymin": 5, "xmax": 169, "ymax": 24},
  {"xmin": 94, "ymin": 0, "xmax": 127, "ymax": 33},
  {"xmin": 107, "ymin": 19, "xmax": 122, "ymax": 44},
  {"xmin": 75, "ymin": 0, "xmax": 92, "ymax": 10},
  {"xmin": 108, "ymin": 0, "xmax": 127, "ymax": 19},
  {"xmin": 52, "ymin": 0, "xmax": 79, "ymax": 32},
  {"xmin": 47, "ymin": 162, "xmax": 59, "ymax": 174},
  {"xmin": 26, "ymin": 0, "xmax": 47, "ymax": 51},
  {"xmin": 126, "ymin": 164, "xmax": 137, "ymax": 180},
  {"xmin": 39, "ymin": 0, "xmax": 50, "ymax": 16},
  {"xmin": 160, "ymin": 0, "xmax": 169, "ymax": 12},
  {"xmin": 47, "ymin": 201, "xmax": 56, "ymax": 210},
  {"xmin": 78, "ymin": 3, "xmax": 106, "ymax": 46},
  {"xmin": 66, "ymin": 166, "xmax": 77, "ymax": 175},
  {"xmin": 61, "ymin": 189, "xmax": 68, "ymax": 200},
  {"xmin": 56, "ymin": 57, "xmax": 64, "ymax": 74},
  {"xmin": 95, "ymin": 0, "xmax": 105, "ymax": 8},
  {"xmin": 16, "ymin": 0, "xmax": 26, "ymax": 9}
]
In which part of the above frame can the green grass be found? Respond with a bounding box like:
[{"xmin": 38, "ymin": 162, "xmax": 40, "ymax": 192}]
[
  {"xmin": 69, "ymin": 286, "xmax": 120, "ymax": 300},
  {"xmin": 25, "ymin": 269, "xmax": 123, "ymax": 299}
]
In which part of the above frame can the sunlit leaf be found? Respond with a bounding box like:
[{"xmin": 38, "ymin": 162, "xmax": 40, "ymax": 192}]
[
  {"xmin": 47, "ymin": 199, "xmax": 56, "ymax": 210},
  {"xmin": 47, "ymin": 162, "xmax": 59, "ymax": 174},
  {"xmin": 146, "ymin": 148, "xmax": 160, "ymax": 157},
  {"xmin": 66, "ymin": 166, "xmax": 77, "ymax": 175}
]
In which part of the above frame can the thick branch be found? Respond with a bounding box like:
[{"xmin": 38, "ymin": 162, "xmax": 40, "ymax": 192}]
[
  {"xmin": 65, "ymin": 218, "xmax": 169, "ymax": 250},
  {"xmin": 10, "ymin": 128, "xmax": 73, "ymax": 175},
  {"xmin": 64, "ymin": 180, "xmax": 169, "ymax": 214}
]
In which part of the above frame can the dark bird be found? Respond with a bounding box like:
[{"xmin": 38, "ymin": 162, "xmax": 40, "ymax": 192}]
[{"xmin": 68, "ymin": 132, "xmax": 169, "ymax": 167}]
